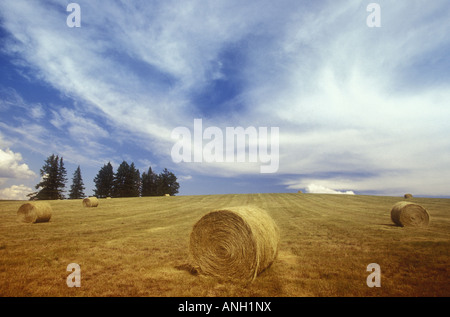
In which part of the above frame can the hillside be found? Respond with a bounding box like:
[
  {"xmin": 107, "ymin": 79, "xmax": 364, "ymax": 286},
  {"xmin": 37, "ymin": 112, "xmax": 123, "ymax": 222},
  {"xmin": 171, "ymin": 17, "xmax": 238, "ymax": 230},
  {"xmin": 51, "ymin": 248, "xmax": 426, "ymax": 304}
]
[{"xmin": 0, "ymin": 193, "xmax": 449, "ymax": 297}]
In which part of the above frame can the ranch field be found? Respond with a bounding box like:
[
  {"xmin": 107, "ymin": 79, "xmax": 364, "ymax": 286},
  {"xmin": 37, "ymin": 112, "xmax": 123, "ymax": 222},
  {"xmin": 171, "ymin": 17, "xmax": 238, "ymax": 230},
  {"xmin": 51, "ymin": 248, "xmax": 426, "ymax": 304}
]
[{"xmin": 0, "ymin": 193, "xmax": 449, "ymax": 297}]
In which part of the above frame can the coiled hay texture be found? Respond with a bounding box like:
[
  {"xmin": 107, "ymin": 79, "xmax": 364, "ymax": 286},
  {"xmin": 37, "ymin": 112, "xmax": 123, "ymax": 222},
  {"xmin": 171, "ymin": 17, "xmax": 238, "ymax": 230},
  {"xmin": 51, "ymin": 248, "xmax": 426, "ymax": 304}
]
[
  {"xmin": 390, "ymin": 201, "xmax": 429, "ymax": 227},
  {"xmin": 83, "ymin": 197, "xmax": 99, "ymax": 207},
  {"xmin": 189, "ymin": 206, "xmax": 280, "ymax": 283},
  {"xmin": 17, "ymin": 202, "xmax": 52, "ymax": 223}
]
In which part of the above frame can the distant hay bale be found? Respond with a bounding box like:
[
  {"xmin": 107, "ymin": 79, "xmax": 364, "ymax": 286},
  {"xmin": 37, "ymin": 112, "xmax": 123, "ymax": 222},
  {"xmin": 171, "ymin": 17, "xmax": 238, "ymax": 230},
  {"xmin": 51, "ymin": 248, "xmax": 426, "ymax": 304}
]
[
  {"xmin": 17, "ymin": 202, "xmax": 52, "ymax": 223},
  {"xmin": 297, "ymin": 190, "xmax": 302, "ymax": 193},
  {"xmin": 404, "ymin": 193, "xmax": 413, "ymax": 199},
  {"xmin": 83, "ymin": 197, "xmax": 99, "ymax": 207},
  {"xmin": 106, "ymin": 197, "xmax": 112, "ymax": 200},
  {"xmin": 165, "ymin": 194, "xmax": 170, "ymax": 196},
  {"xmin": 390, "ymin": 201, "xmax": 429, "ymax": 227},
  {"xmin": 189, "ymin": 206, "xmax": 280, "ymax": 283}
]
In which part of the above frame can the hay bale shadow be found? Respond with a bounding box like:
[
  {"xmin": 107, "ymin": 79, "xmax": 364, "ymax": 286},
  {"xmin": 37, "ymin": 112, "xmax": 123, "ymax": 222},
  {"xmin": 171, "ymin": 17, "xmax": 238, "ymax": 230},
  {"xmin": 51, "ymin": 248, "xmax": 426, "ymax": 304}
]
[{"xmin": 174, "ymin": 263, "xmax": 200, "ymax": 275}]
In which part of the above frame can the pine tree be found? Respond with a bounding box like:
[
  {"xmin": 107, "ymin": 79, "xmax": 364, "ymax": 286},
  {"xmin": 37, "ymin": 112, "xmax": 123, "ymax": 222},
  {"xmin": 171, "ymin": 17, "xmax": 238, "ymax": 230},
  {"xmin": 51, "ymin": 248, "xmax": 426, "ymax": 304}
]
[
  {"xmin": 130, "ymin": 163, "xmax": 141, "ymax": 197},
  {"xmin": 93, "ymin": 162, "xmax": 114, "ymax": 198},
  {"xmin": 35, "ymin": 154, "xmax": 67, "ymax": 200},
  {"xmin": 113, "ymin": 161, "xmax": 141, "ymax": 197},
  {"xmin": 113, "ymin": 161, "xmax": 129, "ymax": 197},
  {"xmin": 155, "ymin": 168, "xmax": 180, "ymax": 196},
  {"xmin": 69, "ymin": 166, "xmax": 85, "ymax": 199},
  {"xmin": 141, "ymin": 167, "xmax": 157, "ymax": 196},
  {"xmin": 57, "ymin": 157, "xmax": 68, "ymax": 199}
]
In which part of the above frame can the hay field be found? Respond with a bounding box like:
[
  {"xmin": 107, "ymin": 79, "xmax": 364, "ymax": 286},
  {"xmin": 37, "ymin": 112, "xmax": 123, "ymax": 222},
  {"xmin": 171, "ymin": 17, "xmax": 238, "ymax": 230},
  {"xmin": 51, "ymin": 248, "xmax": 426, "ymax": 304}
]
[{"xmin": 0, "ymin": 193, "xmax": 449, "ymax": 297}]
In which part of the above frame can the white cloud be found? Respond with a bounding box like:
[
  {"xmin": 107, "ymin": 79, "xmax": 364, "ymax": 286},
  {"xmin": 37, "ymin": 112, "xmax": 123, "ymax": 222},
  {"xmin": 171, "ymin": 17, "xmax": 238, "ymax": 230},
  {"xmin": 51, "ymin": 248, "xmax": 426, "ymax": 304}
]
[
  {"xmin": 0, "ymin": 184, "xmax": 33, "ymax": 200},
  {"xmin": 305, "ymin": 184, "xmax": 355, "ymax": 195},
  {"xmin": 0, "ymin": 148, "xmax": 36, "ymax": 179}
]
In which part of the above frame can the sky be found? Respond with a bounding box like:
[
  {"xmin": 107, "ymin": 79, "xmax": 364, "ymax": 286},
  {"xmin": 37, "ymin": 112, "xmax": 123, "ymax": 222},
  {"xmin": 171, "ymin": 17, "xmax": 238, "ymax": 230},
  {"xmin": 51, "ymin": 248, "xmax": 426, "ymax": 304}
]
[{"xmin": 0, "ymin": 0, "xmax": 449, "ymax": 200}]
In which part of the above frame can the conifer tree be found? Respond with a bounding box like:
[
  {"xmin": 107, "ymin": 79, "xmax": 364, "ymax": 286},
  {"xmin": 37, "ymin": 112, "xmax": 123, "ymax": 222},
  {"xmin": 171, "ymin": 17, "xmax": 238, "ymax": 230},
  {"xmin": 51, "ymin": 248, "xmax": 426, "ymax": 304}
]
[
  {"xmin": 35, "ymin": 154, "xmax": 67, "ymax": 200},
  {"xmin": 93, "ymin": 162, "xmax": 114, "ymax": 198},
  {"xmin": 130, "ymin": 162, "xmax": 141, "ymax": 197},
  {"xmin": 141, "ymin": 167, "xmax": 157, "ymax": 196},
  {"xmin": 69, "ymin": 166, "xmax": 85, "ymax": 199},
  {"xmin": 155, "ymin": 168, "xmax": 180, "ymax": 196},
  {"xmin": 112, "ymin": 161, "xmax": 129, "ymax": 197}
]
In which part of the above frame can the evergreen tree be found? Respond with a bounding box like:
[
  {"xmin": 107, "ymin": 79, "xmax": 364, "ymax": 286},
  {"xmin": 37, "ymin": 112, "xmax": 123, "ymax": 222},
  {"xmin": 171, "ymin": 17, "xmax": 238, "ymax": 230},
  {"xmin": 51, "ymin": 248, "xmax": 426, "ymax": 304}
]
[
  {"xmin": 130, "ymin": 163, "xmax": 141, "ymax": 197},
  {"xmin": 57, "ymin": 157, "xmax": 68, "ymax": 199},
  {"xmin": 93, "ymin": 162, "xmax": 114, "ymax": 198},
  {"xmin": 113, "ymin": 161, "xmax": 129, "ymax": 197},
  {"xmin": 112, "ymin": 161, "xmax": 141, "ymax": 197},
  {"xmin": 141, "ymin": 167, "xmax": 157, "ymax": 196},
  {"xmin": 69, "ymin": 166, "xmax": 85, "ymax": 199},
  {"xmin": 35, "ymin": 154, "xmax": 67, "ymax": 200},
  {"xmin": 155, "ymin": 168, "xmax": 180, "ymax": 196}
]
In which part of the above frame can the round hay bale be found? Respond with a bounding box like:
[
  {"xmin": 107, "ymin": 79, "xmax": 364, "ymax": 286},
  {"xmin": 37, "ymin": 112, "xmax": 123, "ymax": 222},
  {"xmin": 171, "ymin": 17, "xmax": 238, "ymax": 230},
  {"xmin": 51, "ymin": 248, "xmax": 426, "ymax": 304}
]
[
  {"xmin": 17, "ymin": 202, "xmax": 52, "ymax": 223},
  {"xmin": 404, "ymin": 193, "xmax": 413, "ymax": 199},
  {"xmin": 165, "ymin": 194, "xmax": 170, "ymax": 196},
  {"xmin": 390, "ymin": 201, "xmax": 429, "ymax": 227},
  {"xmin": 83, "ymin": 197, "xmax": 99, "ymax": 207},
  {"xmin": 297, "ymin": 190, "xmax": 302, "ymax": 194},
  {"xmin": 106, "ymin": 197, "xmax": 112, "ymax": 200},
  {"xmin": 189, "ymin": 206, "xmax": 280, "ymax": 283}
]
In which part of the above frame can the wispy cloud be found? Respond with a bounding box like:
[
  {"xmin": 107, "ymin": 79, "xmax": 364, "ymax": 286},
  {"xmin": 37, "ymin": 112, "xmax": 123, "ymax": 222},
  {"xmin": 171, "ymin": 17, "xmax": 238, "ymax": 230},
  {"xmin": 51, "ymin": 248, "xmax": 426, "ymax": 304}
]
[{"xmin": 50, "ymin": 107, "xmax": 109, "ymax": 141}]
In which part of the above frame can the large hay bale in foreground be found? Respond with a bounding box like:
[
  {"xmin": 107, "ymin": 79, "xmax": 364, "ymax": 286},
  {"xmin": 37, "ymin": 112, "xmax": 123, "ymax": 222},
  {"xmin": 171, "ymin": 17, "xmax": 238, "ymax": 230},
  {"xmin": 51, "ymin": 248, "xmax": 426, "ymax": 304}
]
[
  {"xmin": 189, "ymin": 206, "xmax": 280, "ymax": 283},
  {"xmin": 390, "ymin": 201, "xmax": 429, "ymax": 227},
  {"xmin": 404, "ymin": 193, "xmax": 413, "ymax": 199},
  {"xmin": 83, "ymin": 197, "xmax": 99, "ymax": 207},
  {"xmin": 17, "ymin": 202, "xmax": 52, "ymax": 223}
]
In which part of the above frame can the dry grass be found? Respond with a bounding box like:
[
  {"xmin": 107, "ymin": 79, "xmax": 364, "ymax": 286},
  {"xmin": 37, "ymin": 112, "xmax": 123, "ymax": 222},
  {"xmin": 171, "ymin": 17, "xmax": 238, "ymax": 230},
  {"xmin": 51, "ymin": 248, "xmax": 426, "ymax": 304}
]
[{"xmin": 0, "ymin": 193, "xmax": 449, "ymax": 297}]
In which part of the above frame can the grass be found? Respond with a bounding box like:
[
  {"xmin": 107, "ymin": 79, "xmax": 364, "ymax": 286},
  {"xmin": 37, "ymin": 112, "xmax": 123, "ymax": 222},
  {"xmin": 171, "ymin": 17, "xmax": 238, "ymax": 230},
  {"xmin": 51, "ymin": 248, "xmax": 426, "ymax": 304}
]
[{"xmin": 0, "ymin": 193, "xmax": 449, "ymax": 297}]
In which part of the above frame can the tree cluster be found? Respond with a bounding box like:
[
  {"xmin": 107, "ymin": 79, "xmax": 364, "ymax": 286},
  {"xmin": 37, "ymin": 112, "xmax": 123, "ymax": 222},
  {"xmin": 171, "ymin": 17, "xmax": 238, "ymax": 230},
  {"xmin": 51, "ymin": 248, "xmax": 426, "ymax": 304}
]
[
  {"xmin": 32, "ymin": 154, "xmax": 180, "ymax": 200},
  {"xmin": 33, "ymin": 154, "xmax": 68, "ymax": 200},
  {"xmin": 94, "ymin": 161, "xmax": 180, "ymax": 198}
]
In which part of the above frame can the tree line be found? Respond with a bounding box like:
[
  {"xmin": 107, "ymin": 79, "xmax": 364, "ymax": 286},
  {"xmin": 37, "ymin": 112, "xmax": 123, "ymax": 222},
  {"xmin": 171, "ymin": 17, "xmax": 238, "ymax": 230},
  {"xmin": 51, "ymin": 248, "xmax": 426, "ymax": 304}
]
[{"xmin": 29, "ymin": 154, "xmax": 180, "ymax": 200}]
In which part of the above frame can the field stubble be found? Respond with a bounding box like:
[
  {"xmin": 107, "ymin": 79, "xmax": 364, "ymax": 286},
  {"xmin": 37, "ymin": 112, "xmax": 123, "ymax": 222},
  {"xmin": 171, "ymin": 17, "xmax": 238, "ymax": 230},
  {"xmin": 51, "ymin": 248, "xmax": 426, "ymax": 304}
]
[{"xmin": 0, "ymin": 193, "xmax": 449, "ymax": 297}]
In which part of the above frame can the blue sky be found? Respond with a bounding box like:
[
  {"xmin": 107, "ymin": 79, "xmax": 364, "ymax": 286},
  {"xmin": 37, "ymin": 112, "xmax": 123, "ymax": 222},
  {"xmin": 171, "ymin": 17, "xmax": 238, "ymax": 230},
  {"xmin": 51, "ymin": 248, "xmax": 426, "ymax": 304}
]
[{"xmin": 1, "ymin": 0, "xmax": 449, "ymax": 200}]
